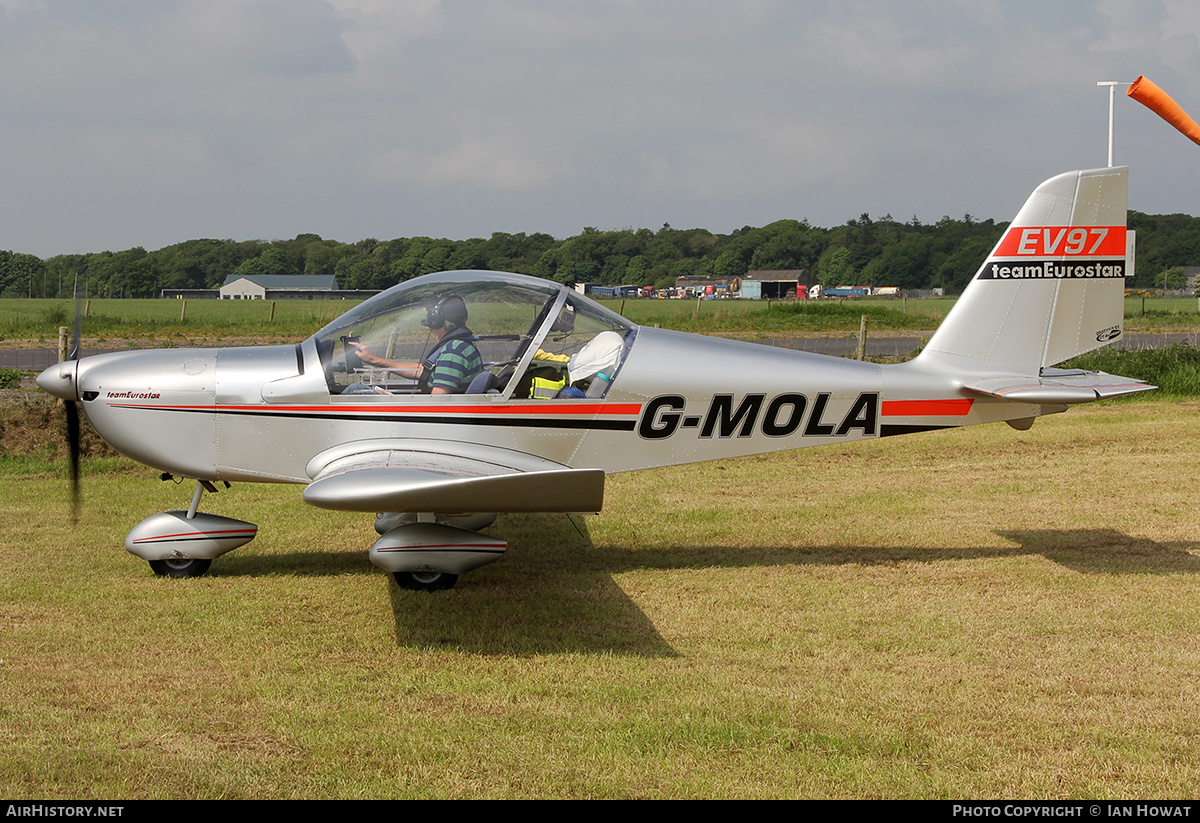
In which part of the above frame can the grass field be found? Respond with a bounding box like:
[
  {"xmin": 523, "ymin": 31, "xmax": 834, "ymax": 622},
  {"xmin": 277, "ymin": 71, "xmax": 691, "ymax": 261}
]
[
  {"xmin": 3, "ymin": 294, "xmax": 1199, "ymax": 345},
  {"xmin": 3, "ymin": 401, "xmax": 1200, "ymax": 798},
  {"xmin": 0, "ymin": 298, "xmax": 352, "ymax": 345}
]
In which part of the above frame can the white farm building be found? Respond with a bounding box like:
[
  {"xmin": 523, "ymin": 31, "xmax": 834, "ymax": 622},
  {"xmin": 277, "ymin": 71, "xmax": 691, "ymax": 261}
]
[{"xmin": 219, "ymin": 274, "xmax": 338, "ymax": 300}]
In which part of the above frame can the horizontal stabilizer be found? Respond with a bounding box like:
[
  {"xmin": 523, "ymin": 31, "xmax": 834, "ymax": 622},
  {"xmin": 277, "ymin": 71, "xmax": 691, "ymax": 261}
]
[{"xmin": 964, "ymin": 369, "xmax": 1155, "ymax": 404}]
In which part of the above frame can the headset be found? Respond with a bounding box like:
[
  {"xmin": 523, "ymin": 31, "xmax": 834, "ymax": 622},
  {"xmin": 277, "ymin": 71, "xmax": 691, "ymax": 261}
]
[{"xmin": 423, "ymin": 294, "xmax": 468, "ymax": 331}]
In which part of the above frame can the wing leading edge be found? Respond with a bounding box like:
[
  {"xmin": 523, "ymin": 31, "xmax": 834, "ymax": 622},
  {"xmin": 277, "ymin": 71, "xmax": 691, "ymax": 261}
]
[{"xmin": 302, "ymin": 439, "xmax": 604, "ymax": 513}]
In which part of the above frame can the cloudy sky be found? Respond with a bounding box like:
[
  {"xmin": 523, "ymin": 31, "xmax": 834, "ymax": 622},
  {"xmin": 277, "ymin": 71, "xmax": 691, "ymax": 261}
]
[{"xmin": 1, "ymin": 0, "xmax": 1198, "ymax": 258}]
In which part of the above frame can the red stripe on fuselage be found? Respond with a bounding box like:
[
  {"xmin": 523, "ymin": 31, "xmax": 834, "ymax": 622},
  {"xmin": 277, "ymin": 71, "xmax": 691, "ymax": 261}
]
[
  {"xmin": 112, "ymin": 399, "xmax": 973, "ymax": 419},
  {"xmin": 881, "ymin": 399, "xmax": 974, "ymax": 416}
]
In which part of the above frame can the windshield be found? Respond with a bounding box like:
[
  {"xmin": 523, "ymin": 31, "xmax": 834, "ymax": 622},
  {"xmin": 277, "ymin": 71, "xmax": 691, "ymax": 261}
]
[{"xmin": 312, "ymin": 270, "xmax": 634, "ymax": 399}]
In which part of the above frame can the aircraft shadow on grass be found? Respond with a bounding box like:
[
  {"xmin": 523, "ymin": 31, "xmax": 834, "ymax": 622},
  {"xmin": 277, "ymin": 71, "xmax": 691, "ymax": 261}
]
[{"xmin": 205, "ymin": 519, "xmax": 1200, "ymax": 657}]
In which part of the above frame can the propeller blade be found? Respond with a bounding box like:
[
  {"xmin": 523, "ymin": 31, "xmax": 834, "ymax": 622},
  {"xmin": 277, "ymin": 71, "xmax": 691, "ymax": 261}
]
[
  {"xmin": 65, "ymin": 291, "xmax": 84, "ymax": 520},
  {"xmin": 64, "ymin": 399, "xmax": 81, "ymax": 521},
  {"xmin": 69, "ymin": 294, "xmax": 83, "ymax": 361}
]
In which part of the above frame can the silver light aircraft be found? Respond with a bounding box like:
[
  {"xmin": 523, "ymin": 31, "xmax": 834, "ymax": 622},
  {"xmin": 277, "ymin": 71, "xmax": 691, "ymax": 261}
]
[{"xmin": 38, "ymin": 165, "xmax": 1152, "ymax": 590}]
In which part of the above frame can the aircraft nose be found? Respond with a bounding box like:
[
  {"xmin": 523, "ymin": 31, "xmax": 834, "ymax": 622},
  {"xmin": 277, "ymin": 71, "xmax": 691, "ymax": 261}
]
[{"xmin": 36, "ymin": 361, "xmax": 78, "ymax": 401}]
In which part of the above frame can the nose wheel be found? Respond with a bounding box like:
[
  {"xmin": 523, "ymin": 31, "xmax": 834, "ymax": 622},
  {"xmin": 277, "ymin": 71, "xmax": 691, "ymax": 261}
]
[
  {"xmin": 148, "ymin": 558, "xmax": 212, "ymax": 578},
  {"xmin": 393, "ymin": 571, "xmax": 459, "ymax": 591}
]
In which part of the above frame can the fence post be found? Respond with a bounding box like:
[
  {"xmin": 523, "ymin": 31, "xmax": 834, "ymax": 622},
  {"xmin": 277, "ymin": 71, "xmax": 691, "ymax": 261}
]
[
  {"xmin": 270, "ymin": 301, "xmax": 277, "ymax": 323},
  {"xmin": 856, "ymin": 315, "xmax": 868, "ymax": 360},
  {"xmin": 58, "ymin": 326, "xmax": 68, "ymax": 363},
  {"xmin": 180, "ymin": 300, "xmax": 187, "ymax": 322}
]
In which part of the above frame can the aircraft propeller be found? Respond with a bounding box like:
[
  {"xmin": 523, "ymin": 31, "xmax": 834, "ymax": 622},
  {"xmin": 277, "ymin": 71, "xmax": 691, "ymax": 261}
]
[
  {"xmin": 34, "ymin": 304, "xmax": 87, "ymax": 519},
  {"xmin": 63, "ymin": 298, "xmax": 85, "ymax": 519}
]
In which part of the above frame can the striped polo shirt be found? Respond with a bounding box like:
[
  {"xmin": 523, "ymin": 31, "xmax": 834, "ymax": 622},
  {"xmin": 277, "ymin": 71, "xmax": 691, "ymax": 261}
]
[{"xmin": 423, "ymin": 330, "xmax": 482, "ymax": 393}]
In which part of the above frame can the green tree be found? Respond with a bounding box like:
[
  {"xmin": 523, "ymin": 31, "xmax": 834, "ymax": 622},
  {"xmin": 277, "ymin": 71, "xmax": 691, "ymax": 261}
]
[
  {"xmin": 1158, "ymin": 267, "xmax": 1188, "ymax": 290},
  {"xmin": 233, "ymin": 248, "xmax": 295, "ymax": 277},
  {"xmin": 816, "ymin": 246, "xmax": 854, "ymax": 286}
]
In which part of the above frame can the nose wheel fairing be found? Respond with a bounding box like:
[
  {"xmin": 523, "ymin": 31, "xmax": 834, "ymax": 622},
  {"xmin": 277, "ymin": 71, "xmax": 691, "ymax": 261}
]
[
  {"xmin": 369, "ymin": 522, "xmax": 508, "ymax": 579},
  {"xmin": 124, "ymin": 510, "xmax": 258, "ymax": 564}
]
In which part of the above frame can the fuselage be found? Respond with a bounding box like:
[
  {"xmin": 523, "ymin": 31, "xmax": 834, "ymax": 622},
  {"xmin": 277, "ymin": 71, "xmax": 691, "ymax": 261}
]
[{"xmin": 46, "ymin": 325, "xmax": 1045, "ymax": 487}]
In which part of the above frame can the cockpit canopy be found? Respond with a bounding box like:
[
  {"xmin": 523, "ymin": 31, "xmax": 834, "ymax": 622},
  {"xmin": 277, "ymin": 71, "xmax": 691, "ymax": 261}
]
[{"xmin": 311, "ymin": 270, "xmax": 635, "ymax": 398}]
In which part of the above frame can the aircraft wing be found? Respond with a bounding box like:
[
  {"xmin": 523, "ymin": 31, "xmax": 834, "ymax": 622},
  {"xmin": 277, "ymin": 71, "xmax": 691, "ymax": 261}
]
[
  {"xmin": 302, "ymin": 439, "xmax": 604, "ymax": 513},
  {"xmin": 963, "ymin": 369, "xmax": 1156, "ymax": 404}
]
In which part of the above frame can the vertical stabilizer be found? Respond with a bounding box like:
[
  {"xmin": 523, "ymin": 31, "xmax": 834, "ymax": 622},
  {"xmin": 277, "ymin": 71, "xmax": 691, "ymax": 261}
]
[{"xmin": 916, "ymin": 166, "xmax": 1128, "ymax": 376}]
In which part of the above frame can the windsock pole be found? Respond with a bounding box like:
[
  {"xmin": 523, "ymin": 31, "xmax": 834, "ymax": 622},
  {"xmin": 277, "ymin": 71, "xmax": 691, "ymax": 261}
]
[{"xmin": 1097, "ymin": 81, "xmax": 1121, "ymax": 166}]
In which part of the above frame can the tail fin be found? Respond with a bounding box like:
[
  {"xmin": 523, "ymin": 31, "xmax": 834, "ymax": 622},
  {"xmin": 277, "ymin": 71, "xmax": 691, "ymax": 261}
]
[{"xmin": 916, "ymin": 166, "xmax": 1128, "ymax": 376}]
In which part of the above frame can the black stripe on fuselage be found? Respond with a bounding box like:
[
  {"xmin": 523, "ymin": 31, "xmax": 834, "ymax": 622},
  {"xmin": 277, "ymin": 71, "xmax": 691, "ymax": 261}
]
[
  {"xmin": 879, "ymin": 424, "xmax": 955, "ymax": 438},
  {"xmin": 135, "ymin": 405, "xmax": 639, "ymax": 432}
]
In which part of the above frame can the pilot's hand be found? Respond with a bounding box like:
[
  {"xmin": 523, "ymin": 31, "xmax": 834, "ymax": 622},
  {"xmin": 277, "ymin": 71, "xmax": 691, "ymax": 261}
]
[{"xmin": 347, "ymin": 340, "xmax": 378, "ymax": 365}]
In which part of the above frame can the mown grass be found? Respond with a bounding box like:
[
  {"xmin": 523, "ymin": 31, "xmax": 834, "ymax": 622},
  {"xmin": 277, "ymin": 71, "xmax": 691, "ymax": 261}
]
[{"xmin": 3, "ymin": 402, "xmax": 1200, "ymax": 798}]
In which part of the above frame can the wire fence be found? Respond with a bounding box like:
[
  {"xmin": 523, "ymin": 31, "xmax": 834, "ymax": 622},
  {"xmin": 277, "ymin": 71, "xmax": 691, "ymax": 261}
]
[
  {"xmin": 0, "ymin": 347, "xmax": 135, "ymax": 371},
  {"xmin": 3, "ymin": 331, "xmax": 1198, "ymax": 373}
]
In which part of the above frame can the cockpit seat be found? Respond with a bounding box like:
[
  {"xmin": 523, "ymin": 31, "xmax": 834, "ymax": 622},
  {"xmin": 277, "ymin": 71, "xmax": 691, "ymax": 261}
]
[{"xmin": 466, "ymin": 369, "xmax": 500, "ymax": 395}]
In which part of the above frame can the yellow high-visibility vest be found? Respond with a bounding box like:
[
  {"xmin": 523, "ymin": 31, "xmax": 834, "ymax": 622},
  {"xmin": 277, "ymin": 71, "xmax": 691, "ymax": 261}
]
[{"xmin": 531, "ymin": 375, "xmax": 566, "ymax": 399}]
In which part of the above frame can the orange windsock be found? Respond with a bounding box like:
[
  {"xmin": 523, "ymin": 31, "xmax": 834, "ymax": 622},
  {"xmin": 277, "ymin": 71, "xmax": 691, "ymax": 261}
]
[{"xmin": 1127, "ymin": 75, "xmax": 1200, "ymax": 148}]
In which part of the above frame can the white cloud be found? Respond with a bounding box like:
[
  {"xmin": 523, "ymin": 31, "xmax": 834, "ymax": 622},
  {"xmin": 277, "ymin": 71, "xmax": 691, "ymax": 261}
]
[
  {"xmin": 0, "ymin": 0, "xmax": 44, "ymax": 16},
  {"xmin": 0, "ymin": 1, "xmax": 1198, "ymax": 256},
  {"xmin": 327, "ymin": 0, "xmax": 447, "ymax": 63}
]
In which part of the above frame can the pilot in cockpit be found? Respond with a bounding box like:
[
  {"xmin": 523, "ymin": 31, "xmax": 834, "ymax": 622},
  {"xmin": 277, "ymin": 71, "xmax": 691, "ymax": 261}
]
[{"xmin": 346, "ymin": 294, "xmax": 482, "ymax": 395}]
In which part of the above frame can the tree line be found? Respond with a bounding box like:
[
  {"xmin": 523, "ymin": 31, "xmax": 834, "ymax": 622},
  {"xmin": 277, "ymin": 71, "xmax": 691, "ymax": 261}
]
[{"xmin": 1, "ymin": 210, "xmax": 1197, "ymax": 299}]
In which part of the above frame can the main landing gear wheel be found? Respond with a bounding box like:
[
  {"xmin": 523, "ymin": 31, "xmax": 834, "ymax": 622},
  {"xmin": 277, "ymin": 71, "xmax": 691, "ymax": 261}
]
[
  {"xmin": 148, "ymin": 558, "xmax": 212, "ymax": 578},
  {"xmin": 392, "ymin": 571, "xmax": 459, "ymax": 591}
]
